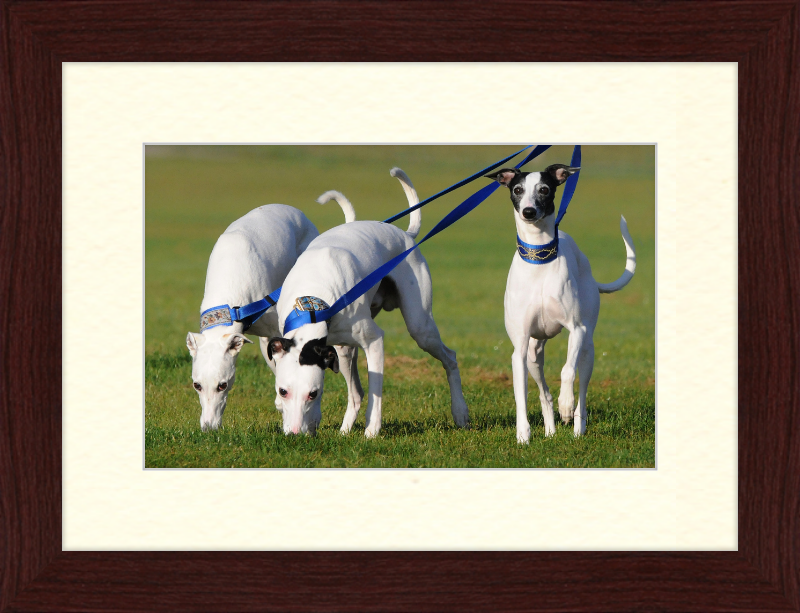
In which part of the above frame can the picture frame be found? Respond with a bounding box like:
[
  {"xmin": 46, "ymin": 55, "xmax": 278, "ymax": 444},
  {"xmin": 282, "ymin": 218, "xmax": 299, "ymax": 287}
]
[{"xmin": 1, "ymin": 1, "xmax": 797, "ymax": 610}]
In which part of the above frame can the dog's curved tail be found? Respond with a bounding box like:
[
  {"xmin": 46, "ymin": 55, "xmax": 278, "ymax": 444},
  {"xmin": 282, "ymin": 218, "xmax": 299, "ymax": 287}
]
[
  {"xmin": 597, "ymin": 215, "xmax": 636, "ymax": 294},
  {"xmin": 390, "ymin": 167, "xmax": 421, "ymax": 239},
  {"xmin": 316, "ymin": 190, "xmax": 357, "ymax": 223}
]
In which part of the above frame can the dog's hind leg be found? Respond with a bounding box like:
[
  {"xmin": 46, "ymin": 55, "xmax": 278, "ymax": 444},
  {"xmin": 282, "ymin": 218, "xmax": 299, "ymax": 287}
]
[
  {"xmin": 409, "ymin": 322, "xmax": 470, "ymax": 429},
  {"xmin": 573, "ymin": 337, "xmax": 594, "ymax": 437},
  {"xmin": 336, "ymin": 345, "xmax": 364, "ymax": 434},
  {"xmin": 391, "ymin": 259, "xmax": 470, "ymax": 429},
  {"xmin": 527, "ymin": 338, "xmax": 556, "ymax": 437}
]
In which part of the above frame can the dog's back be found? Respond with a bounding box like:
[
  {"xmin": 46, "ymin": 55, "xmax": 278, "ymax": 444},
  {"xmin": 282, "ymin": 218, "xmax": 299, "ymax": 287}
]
[
  {"xmin": 277, "ymin": 221, "xmax": 414, "ymax": 320},
  {"xmin": 202, "ymin": 204, "xmax": 318, "ymax": 311}
]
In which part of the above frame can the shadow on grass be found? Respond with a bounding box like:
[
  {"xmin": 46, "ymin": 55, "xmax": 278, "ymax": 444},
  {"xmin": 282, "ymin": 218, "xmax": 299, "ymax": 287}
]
[{"xmin": 357, "ymin": 410, "xmax": 546, "ymax": 436}]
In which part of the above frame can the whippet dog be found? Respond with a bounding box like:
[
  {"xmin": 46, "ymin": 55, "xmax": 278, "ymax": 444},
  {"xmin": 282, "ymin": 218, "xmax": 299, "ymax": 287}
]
[
  {"xmin": 485, "ymin": 164, "xmax": 636, "ymax": 442},
  {"xmin": 267, "ymin": 169, "xmax": 470, "ymax": 437},
  {"xmin": 186, "ymin": 200, "xmax": 357, "ymax": 431}
]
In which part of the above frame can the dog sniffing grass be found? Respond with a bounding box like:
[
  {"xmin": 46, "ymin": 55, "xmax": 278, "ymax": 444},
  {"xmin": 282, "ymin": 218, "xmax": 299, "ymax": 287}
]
[{"xmin": 145, "ymin": 145, "xmax": 655, "ymax": 468}]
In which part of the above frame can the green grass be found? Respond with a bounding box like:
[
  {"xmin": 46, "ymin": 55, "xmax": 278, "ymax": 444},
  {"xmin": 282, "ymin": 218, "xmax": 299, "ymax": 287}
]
[{"xmin": 145, "ymin": 145, "xmax": 655, "ymax": 468}]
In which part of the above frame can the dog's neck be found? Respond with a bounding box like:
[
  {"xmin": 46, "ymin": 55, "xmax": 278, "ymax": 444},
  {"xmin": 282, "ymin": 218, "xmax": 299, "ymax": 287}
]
[
  {"xmin": 514, "ymin": 213, "xmax": 557, "ymax": 246},
  {"xmin": 286, "ymin": 321, "xmax": 329, "ymax": 343}
]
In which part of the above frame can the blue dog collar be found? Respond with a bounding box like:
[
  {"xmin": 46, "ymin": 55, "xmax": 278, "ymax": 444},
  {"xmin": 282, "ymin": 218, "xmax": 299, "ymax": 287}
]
[
  {"xmin": 516, "ymin": 233, "xmax": 559, "ymax": 265},
  {"xmin": 199, "ymin": 289, "xmax": 281, "ymax": 333},
  {"xmin": 200, "ymin": 305, "xmax": 234, "ymax": 331}
]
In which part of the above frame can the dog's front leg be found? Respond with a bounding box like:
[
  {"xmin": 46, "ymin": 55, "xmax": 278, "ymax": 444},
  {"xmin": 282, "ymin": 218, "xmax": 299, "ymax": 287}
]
[
  {"xmin": 527, "ymin": 339, "xmax": 556, "ymax": 437},
  {"xmin": 336, "ymin": 345, "xmax": 364, "ymax": 434},
  {"xmin": 510, "ymin": 335, "xmax": 532, "ymax": 444},
  {"xmin": 574, "ymin": 338, "xmax": 594, "ymax": 437},
  {"xmin": 356, "ymin": 321, "xmax": 385, "ymax": 439},
  {"xmin": 559, "ymin": 325, "xmax": 586, "ymax": 429}
]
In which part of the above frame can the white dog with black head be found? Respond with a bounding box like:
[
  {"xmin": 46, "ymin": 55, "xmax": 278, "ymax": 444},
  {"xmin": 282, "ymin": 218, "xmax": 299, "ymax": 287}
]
[
  {"xmin": 266, "ymin": 169, "xmax": 470, "ymax": 437},
  {"xmin": 186, "ymin": 200, "xmax": 358, "ymax": 431},
  {"xmin": 485, "ymin": 164, "xmax": 636, "ymax": 442}
]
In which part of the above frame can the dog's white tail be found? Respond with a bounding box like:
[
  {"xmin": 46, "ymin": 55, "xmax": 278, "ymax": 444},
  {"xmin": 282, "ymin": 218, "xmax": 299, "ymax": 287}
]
[
  {"xmin": 390, "ymin": 167, "xmax": 421, "ymax": 239},
  {"xmin": 316, "ymin": 190, "xmax": 357, "ymax": 223},
  {"xmin": 597, "ymin": 215, "xmax": 637, "ymax": 294}
]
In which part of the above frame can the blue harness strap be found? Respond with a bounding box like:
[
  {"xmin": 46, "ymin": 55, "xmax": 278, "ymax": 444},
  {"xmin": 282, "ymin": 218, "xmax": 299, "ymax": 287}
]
[
  {"xmin": 282, "ymin": 145, "xmax": 553, "ymax": 334},
  {"xmin": 516, "ymin": 145, "xmax": 582, "ymax": 266}
]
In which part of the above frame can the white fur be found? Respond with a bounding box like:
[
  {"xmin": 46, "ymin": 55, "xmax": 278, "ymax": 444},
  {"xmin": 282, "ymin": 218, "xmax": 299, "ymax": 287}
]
[
  {"xmin": 186, "ymin": 201, "xmax": 356, "ymax": 431},
  {"xmin": 270, "ymin": 169, "xmax": 469, "ymax": 437},
  {"xmin": 501, "ymin": 172, "xmax": 636, "ymax": 442}
]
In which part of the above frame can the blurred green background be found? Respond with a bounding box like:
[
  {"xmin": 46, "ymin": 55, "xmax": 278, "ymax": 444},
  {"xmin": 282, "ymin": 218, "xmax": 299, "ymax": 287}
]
[{"xmin": 145, "ymin": 145, "xmax": 655, "ymax": 467}]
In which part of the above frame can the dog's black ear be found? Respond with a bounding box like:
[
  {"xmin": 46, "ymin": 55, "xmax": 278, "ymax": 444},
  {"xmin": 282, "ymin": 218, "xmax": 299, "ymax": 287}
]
[
  {"xmin": 267, "ymin": 337, "xmax": 294, "ymax": 361},
  {"xmin": 484, "ymin": 168, "xmax": 520, "ymax": 186},
  {"xmin": 544, "ymin": 164, "xmax": 580, "ymax": 185},
  {"xmin": 313, "ymin": 344, "xmax": 340, "ymax": 373}
]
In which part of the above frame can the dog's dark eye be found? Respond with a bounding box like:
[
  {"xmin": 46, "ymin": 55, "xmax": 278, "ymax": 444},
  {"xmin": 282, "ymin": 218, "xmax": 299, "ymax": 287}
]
[
  {"xmin": 513, "ymin": 186, "xmax": 524, "ymax": 196},
  {"xmin": 193, "ymin": 382, "xmax": 202, "ymax": 392},
  {"xmin": 217, "ymin": 382, "xmax": 228, "ymax": 392},
  {"xmin": 279, "ymin": 388, "xmax": 288, "ymax": 398},
  {"xmin": 538, "ymin": 185, "xmax": 550, "ymax": 196},
  {"xmin": 308, "ymin": 390, "xmax": 318, "ymax": 400}
]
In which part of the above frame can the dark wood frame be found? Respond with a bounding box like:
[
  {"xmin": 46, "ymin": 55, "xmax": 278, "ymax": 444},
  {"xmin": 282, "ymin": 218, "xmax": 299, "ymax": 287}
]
[{"xmin": 1, "ymin": 1, "xmax": 798, "ymax": 611}]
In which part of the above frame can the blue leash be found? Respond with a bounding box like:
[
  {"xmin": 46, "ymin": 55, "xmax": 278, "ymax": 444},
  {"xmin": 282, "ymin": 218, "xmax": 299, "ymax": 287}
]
[
  {"xmin": 382, "ymin": 144, "xmax": 548, "ymax": 224},
  {"xmin": 515, "ymin": 145, "xmax": 581, "ymax": 265},
  {"xmin": 282, "ymin": 145, "xmax": 554, "ymax": 334}
]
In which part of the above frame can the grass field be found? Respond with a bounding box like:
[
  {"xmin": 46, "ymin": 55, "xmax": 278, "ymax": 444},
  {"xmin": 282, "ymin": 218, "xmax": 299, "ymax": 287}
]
[{"xmin": 145, "ymin": 145, "xmax": 655, "ymax": 468}]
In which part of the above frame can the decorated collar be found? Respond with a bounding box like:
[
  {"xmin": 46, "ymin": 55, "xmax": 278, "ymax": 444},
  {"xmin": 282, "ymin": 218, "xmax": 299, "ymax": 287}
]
[
  {"xmin": 516, "ymin": 233, "xmax": 559, "ymax": 265},
  {"xmin": 200, "ymin": 305, "xmax": 234, "ymax": 332},
  {"xmin": 199, "ymin": 291, "xmax": 279, "ymax": 333}
]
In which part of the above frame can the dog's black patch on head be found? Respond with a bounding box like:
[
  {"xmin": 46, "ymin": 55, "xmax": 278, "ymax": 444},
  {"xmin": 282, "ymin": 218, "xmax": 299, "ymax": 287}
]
[
  {"xmin": 267, "ymin": 337, "xmax": 295, "ymax": 360},
  {"xmin": 485, "ymin": 168, "xmax": 530, "ymax": 212},
  {"xmin": 506, "ymin": 172, "xmax": 530, "ymax": 212},
  {"xmin": 299, "ymin": 336, "xmax": 339, "ymax": 372}
]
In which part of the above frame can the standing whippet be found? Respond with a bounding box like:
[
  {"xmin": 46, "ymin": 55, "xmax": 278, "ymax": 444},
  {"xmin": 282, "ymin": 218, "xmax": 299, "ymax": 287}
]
[{"xmin": 485, "ymin": 164, "xmax": 636, "ymax": 442}]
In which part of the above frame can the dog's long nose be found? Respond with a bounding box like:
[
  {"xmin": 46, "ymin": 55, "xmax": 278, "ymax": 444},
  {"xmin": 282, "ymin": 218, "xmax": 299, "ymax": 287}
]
[{"xmin": 522, "ymin": 207, "xmax": 536, "ymax": 220}]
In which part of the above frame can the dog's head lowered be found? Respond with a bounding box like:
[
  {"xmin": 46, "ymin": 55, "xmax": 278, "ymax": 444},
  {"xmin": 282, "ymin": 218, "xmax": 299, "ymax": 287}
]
[
  {"xmin": 267, "ymin": 327, "xmax": 339, "ymax": 436},
  {"xmin": 186, "ymin": 330, "xmax": 253, "ymax": 431},
  {"xmin": 485, "ymin": 164, "xmax": 579, "ymax": 223}
]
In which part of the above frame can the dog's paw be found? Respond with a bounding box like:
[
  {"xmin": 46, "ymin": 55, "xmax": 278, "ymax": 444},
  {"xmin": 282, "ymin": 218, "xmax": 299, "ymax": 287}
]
[
  {"xmin": 544, "ymin": 424, "xmax": 556, "ymax": 438},
  {"xmin": 452, "ymin": 407, "xmax": 470, "ymax": 429},
  {"xmin": 573, "ymin": 415, "xmax": 587, "ymax": 437},
  {"xmin": 516, "ymin": 425, "xmax": 531, "ymax": 444},
  {"xmin": 558, "ymin": 394, "xmax": 575, "ymax": 424},
  {"xmin": 365, "ymin": 427, "xmax": 381, "ymax": 439}
]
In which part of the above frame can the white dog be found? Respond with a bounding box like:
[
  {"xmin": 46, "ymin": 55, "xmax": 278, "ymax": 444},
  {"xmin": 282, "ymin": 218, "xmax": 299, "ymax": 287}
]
[
  {"xmin": 266, "ymin": 169, "xmax": 470, "ymax": 437},
  {"xmin": 186, "ymin": 200, "xmax": 358, "ymax": 431},
  {"xmin": 485, "ymin": 164, "xmax": 636, "ymax": 442}
]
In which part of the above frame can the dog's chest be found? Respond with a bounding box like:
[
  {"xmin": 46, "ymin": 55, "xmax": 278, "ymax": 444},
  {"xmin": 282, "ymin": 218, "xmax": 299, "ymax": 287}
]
[{"xmin": 505, "ymin": 258, "xmax": 572, "ymax": 339}]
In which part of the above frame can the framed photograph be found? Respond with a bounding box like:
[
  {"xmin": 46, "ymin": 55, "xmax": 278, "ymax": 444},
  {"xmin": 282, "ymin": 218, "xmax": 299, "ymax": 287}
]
[
  {"xmin": 2, "ymin": 2, "xmax": 797, "ymax": 611},
  {"xmin": 144, "ymin": 143, "xmax": 656, "ymax": 468}
]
